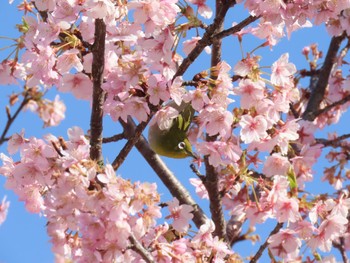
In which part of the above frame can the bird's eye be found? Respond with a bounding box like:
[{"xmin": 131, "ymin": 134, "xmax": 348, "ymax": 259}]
[{"xmin": 178, "ymin": 141, "xmax": 186, "ymax": 149}]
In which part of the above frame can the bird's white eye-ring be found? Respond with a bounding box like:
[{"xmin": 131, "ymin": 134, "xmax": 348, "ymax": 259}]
[{"xmin": 178, "ymin": 141, "xmax": 186, "ymax": 149}]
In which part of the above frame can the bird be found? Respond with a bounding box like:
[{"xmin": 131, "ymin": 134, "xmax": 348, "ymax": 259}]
[{"xmin": 148, "ymin": 101, "xmax": 197, "ymax": 159}]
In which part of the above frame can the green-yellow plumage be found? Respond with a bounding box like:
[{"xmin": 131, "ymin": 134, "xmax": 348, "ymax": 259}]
[{"xmin": 148, "ymin": 101, "xmax": 196, "ymax": 159}]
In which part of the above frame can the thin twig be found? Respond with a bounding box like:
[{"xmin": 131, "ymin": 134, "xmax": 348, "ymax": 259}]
[
  {"xmin": 0, "ymin": 92, "xmax": 30, "ymax": 145},
  {"xmin": 338, "ymin": 37, "xmax": 350, "ymax": 66},
  {"xmin": 102, "ymin": 133, "xmax": 125, "ymax": 143},
  {"xmin": 212, "ymin": 15, "xmax": 260, "ymax": 41},
  {"xmin": 333, "ymin": 237, "xmax": 349, "ymax": 263},
  {"xmin": 289, "ymin": 103, "xmax": 299, "ymax": 119},
  {"xmin": 311, "ymin": 93, "xmax": 350, "ymax": 118},
  {"xmin": 112, "ymin": 117, "xmax": 150, "ymax": 171},
  {"xmin": 120, "ymin": 117, "xmax": 208, "ymax": 229},
  {"xmin": 128, "ymin": 233, "xmax": 155, "ymax": 263},
  {"xmin": 302, "ymin": 33, "xmax": 346, "ymax": 121},
  {"xmin": 89, "ymin": 19, "xmax": 106, "ymax": 162},
  {"xmin": 315, "ymin": 133, "xmax": 350, "ymax": 148},
  {"xmin": 190, "ymin": 163, "xmax": 205, "ymax": 181},
  {"xmin": 249, "ymin": 222, "xmax": 283, "ymax": 263}
]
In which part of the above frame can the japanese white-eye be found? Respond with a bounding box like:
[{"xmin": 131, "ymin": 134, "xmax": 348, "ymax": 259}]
[{"xmin": 148, "ymin": 101, "xmax": 197, "ymax": 159}]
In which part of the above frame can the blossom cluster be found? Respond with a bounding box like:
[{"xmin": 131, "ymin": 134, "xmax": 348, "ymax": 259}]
[
  {"xmin": 0, "ymin": 127, "xmax": 234, "ymax": 262},
  {"xmin": 243, "ymin": 0, "xmax": 350, "ymax": 45}
]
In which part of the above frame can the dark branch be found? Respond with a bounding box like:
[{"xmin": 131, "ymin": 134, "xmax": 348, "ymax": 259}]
[
  {"xmin": 102, "ymin": 133, "xmax": 125, "ymax": 143},
  {"xmin": 212, "ymin": 15, "xmax": 260, "ymax": 40},
  {"xmin": 128, "ymin": 233, "xmax": 154, "ymax": 263},
  {"xmin": 112, "ymin": 117, "xmax": 150, "ymax": 171},
  {"xmin": 250, "ymin": 222, "xmax": 283, "ymax": 263},
  {"xmin": 190, "ymin": 163, "xmax": 206, "ymax": 181},
  {"xmin": 89, "ymin": 19, "xmax": 106, "ymax": 162},
  {"xmin": 311, "ymin": 93, "xmax": 350, "ymax": 119},
  {"xmin": 302, "ymin": 33, "xmax": 346, "ymax": 121},
  {"xmin": 333, "ymin": 237, "xmax": 348, "ymax": 263},
  {"xmin": 0, "ymin": 91, "xmax": 30, "ymax": 145},
  {"xmin": 315, "ymin": 133, "xmax": 350, "ymax": 148},
  {"xmin": 172, "ymin": 1, "xmax": 234, "ymax": 80},
  {"xmin": 120, "ymin": 117, "xmax": 208, "ymax": 229},
  {"xmin": 203, "ymin": 0, "xmax": 228, "ymax": 243}
]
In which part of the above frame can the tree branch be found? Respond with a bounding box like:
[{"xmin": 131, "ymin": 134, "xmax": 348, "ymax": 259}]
[
  {"xmin": 89, "ymin": 19, "xmax": 106, "ymax": 162},
  {"xmin": 315, "ymin": 133, "xmax": 350, "ymax": 148},
  {"xmin": 310, "ymin": 93, "xmax": 350, "ymax": 119},
  {"xmin": 128, "ymin": 233, "xmax": 154, "ymax": 263},
  {"xmin": 212, "ymin": 15, "xmax": 260, "ymax": 40},
  {"xmin": 112, "ymin": 117, "xmax": 150, "ymax": 171},
  {"xmin": 102, "ymin": 133, "xmax": 125, "ymax": 143},
  {"xmin": 120, "ymin": 117, "xmax": 208, "ymax": 229},
  {"xmin": 333, "ymin": 237, "xmax": 348, "ymax": 263},
  {"xmin": 203, "ymin": 0, "xmax": 227, "ymax": 243},
  {"xmin": 173, "ymin": 1, "xmax": 234, "ymax": 80},
  {"xmin": 0, "ymin": 91, "xmax": 30, "ymax": 145},
  {"xmin": 249, "ymin": 222, "xmax": 283, "ymax": 263},
  {"xmin": 302, "ymin": 33, "xmax": 346, "ymax": 121}
]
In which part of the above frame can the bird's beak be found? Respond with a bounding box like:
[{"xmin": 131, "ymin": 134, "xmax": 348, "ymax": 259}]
[{"xmin": 186, "ymin": 149, "xmax": 198, "ymax": 160}]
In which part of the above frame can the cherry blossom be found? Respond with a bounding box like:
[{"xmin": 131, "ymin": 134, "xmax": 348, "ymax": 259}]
[
  {"xmin": 7, "ymin": 130, "xmax": 26, "ymax": 155},
  {"xmin": 233, "ymin": 55, "xmax": 260, "ymax": 77},
  {"xmin": 56, "ymin": 49, "xmax": 83, "ymax": 74},
  {"xmin": 146, "ymin": 74, "xmax": 170, "ymax": 105},
  {"xmin": 239, "ymin": 114, "xmax": 268, "ymax": 144},
  {"xmin": 1, "ymin": 0, "xmax": 350, "ymax": 261},
  {"xmin": 166, "ymin": 198, "xmax": 193, "ymax": 233},
  {"xmin": 234, "ymin": 79, "xmax": 265, "ymax": 109},
  {"xmin": 268, "ymin": 229, "xmax": 301, "ymax": 260},
  {"xmin": 187, "ymin": 0, "xmax": 212, "ymax": 18},
  {"xmin": 22, "ymin": 45, "xmax": 59, "ymax": 86},
  {"xmin": 200, "ymin": 107, "xmax": 234, "ymax": 139},
  {"xmin": 189, "ymin": 178, "xmax": 209, "ymax": 199},
  {"xmin": 58, "ymin": 73, "xmax": 93, "ymax": 101},
  {"xmin": 252, "ymin": 20, "xmax": 285, "ymax": 46},
  {"xmin": 0, "ymin": 60, "xmax": 19, "ymax": 85},
  {"xmin": 0, "ymin": 196, "xmax": 10, "ymax": 225},
  {"xmin": 149, "ymin": 105, "xmax": 179, "ymax": 131},
  {"xmin": 274, "ymin": 195, "xmax": 300, "ymax": 223},
  {"xmin": 262, "ymin": 153, "xmax": 291, "ymax": 177},
  {"xmin": 85, "ymin": 0, "xmax": 116, "ymax": 20},
  {"xmin": 34, "ymin": 0, "xmax": 56, "ymax": 12},
  {"xmin": 272, "ymin": 119, "xmax": 300, "ymax": 155},
  {"xmin": 271, "ymin": 53, "xmax": 297, "ymax": 87},
  {"xmin": 38, "ymin": 96, "xmax": 66, "ymax": 127},
  {"xmin": 183, "ymin": 85, "xmax": 210, "ymax": 111},
  {"xmin": 183, "ymin": 36, "xmax": 211, "ymax": 56}
]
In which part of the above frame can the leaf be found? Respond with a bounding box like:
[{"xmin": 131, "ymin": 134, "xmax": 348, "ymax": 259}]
[{"xmin": 287, "ymin": 166, "xmax": 298, "ymax": 194}]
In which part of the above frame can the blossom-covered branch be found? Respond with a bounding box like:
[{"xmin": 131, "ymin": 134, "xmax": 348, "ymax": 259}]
[
  {"xmin": 1, "ymin": 0, "xmax": 350, "ymax": 262},
  {"xmin": 120, "ymin": 117, "xmax": 208, "ymax": 228},
  {"xmin": 173, "ymin": 1, "xmax": 233, "ymax": 79},
  {"xmin": 203, "ymin": 0, "xmax": 227, "ymax": 243},
  {"xmin": 302, "ymin": 33, "xmax": 346, "ymax": 121}
]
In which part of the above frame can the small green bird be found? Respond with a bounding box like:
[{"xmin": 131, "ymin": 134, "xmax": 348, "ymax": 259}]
[{"xmin": 148, "ymin": 101, "xmax": 197, "ymax": 159}]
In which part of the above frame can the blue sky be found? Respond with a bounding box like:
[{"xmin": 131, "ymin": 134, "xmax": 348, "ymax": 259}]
[{"xmin": 0, "ymin": 1, "xmax": 349, "ymax": 262}]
